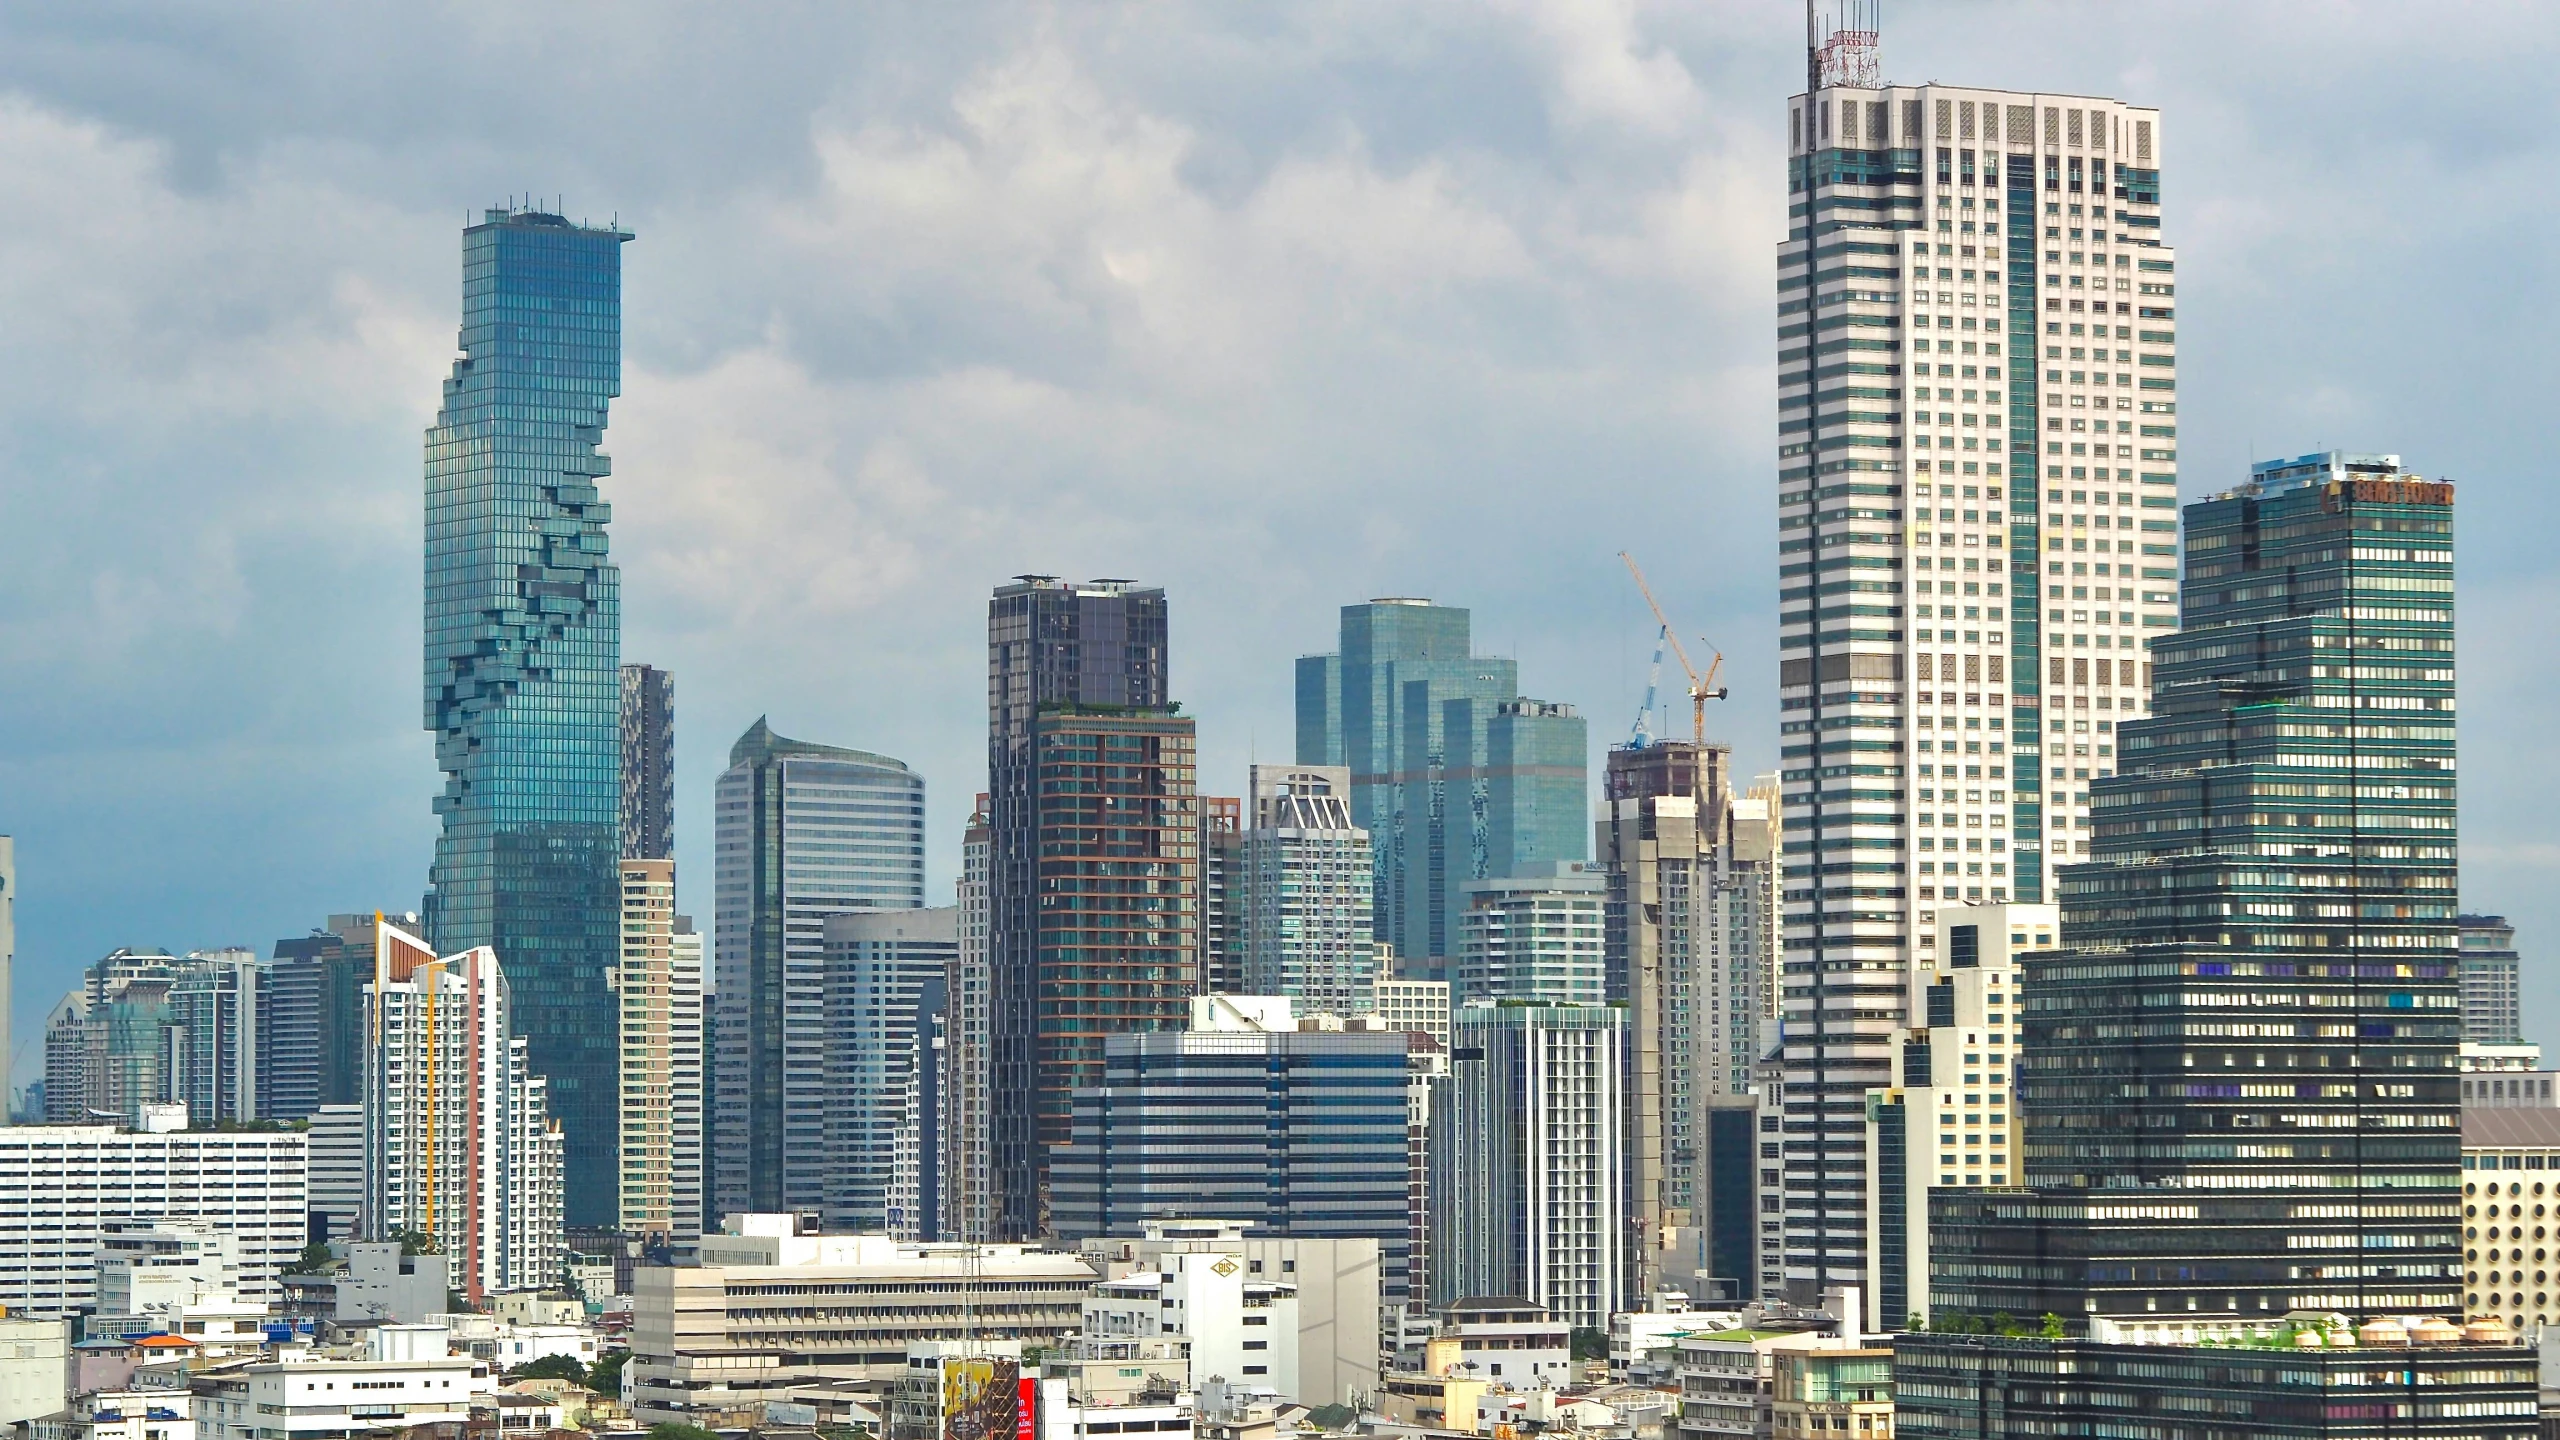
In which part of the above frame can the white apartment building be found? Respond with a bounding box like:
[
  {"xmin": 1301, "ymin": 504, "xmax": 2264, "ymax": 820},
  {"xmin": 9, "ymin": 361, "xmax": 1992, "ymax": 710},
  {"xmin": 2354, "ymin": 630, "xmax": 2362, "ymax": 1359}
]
[
  {"xmin": 192, "ymin": 1326, "xmax": 487, "ymax": 1440},
  {"xmin": 0, "ymin": 1126, "xmax": 306, "ymax": 1319},
  {"xmin": 1456, "ymin": 866, "xmax": 1607, "ymax": 1005},
  {"xmin": 670, "ymin": 918, "xmax": 705, "ymax": 1240},
  {"xmin": 362, "ymin": 924, "xmax": 564, "ymax": 1299},
  {"xmin": 1242, "ymin": 764, "xmax": 1376, "ymax": 1014},
  {"xmin": 1778, "ymin": 65, "xmax": 2177, "ymax": 1301},
  {"xmin": 628, "ymin": 1215, "xmax": 1094, "ymax": 1423},
  {"xmin": 1434, "ymin": 1003, "xmax": 1626, "ymax": 1329},
  {"xmin": 1862, "ymin": 902, "xmax": 2053, "ymax": 1330},
  {"xmin": 1085, "ymin": 1252, "xmax": 1299, "ymax": 1399}
]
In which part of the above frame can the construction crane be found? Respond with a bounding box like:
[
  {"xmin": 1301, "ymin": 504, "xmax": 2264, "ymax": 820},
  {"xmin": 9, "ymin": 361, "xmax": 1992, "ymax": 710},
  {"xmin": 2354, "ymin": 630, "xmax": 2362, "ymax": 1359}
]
[
  {"xmin": 1618, "ymin": 550, "xmax": 1727, "ymax": 743},
  {"xmin": 1628, "ymin": 624, "xmax": 1667, "ymax": 748}
]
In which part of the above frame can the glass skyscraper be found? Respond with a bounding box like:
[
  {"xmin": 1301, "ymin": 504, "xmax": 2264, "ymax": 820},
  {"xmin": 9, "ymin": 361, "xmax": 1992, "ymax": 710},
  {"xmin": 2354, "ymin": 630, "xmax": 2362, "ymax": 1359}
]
[
  {"xmin": 1896, "ymin": 458, "xmax": 2534, "ymax": 1437},
  {"xmin": 709, "ymin": 717, "xmax": 926, "ymax": 1222},
  {"xmin": 1295, "ymin": 599, "xmax": 1588, "ymax": 973},
  {"xmin": 422, "ymin": 206, "xmax": 632, "ymax": 1228}
]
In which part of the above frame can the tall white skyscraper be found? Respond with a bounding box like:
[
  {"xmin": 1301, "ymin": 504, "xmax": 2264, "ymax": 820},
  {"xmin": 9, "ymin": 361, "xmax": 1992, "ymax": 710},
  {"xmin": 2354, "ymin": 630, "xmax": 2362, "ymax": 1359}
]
[
  {"xmin": 1778, "ymin": 57, "xmax": 2176, "ymax": 1305},
  {"xmin": 361, "ymin": 923, "xmax": 563, "ymax": 1299},
  {"xmin": 669, "ymin": 917, "xmax": 705, "ymax": 1240}
]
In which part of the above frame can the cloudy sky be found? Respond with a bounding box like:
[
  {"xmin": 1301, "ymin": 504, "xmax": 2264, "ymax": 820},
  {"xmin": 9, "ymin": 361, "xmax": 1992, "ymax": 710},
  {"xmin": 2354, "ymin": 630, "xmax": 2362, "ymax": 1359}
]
[{"xmin": 2, "ymin": 1, "xmax": 2554, "ymax": 1089}]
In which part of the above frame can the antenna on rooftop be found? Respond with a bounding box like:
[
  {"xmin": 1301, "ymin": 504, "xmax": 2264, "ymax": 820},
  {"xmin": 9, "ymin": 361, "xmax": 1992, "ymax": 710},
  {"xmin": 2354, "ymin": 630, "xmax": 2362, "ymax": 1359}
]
[{"xmin": 1810, "ymin": 0, "xmax": 1882, "ymax": 90}]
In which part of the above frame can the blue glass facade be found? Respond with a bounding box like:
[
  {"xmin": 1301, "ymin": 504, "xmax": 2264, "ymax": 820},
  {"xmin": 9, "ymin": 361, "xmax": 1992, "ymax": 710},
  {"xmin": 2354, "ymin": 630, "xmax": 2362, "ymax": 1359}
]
[{"xmin": 423, "ymin": 207, "xmax": 631, "ymax": 1228}]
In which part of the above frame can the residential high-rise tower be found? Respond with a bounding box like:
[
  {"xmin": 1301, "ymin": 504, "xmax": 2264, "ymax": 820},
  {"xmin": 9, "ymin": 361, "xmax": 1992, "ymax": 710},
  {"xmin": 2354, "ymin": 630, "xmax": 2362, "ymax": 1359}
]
[
  {"xmin": 422, "ymin": 206, "xmax": 632, "ymax": 1227},
  {"xmin": 986, "ymin": 577, "xmax": 1191, "ymax": 1239},
  {"xmin": 1242, "ymin": 765, "xmax": 1375, "ymax": 1012},
  {"xmin": 1777, "ymin": 72, "xmax": 2177, "ymax": 1302},
  {"xmin": 621, "ymin": 664, "xmax": 675, "ymax": 862}
]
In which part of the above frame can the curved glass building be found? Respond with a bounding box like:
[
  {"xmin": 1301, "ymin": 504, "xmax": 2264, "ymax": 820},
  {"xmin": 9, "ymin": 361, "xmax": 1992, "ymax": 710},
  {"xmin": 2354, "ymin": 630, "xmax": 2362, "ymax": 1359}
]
[{"xmin": 422, "ymin": 206, "xmax": 632, "ymax": 1227}]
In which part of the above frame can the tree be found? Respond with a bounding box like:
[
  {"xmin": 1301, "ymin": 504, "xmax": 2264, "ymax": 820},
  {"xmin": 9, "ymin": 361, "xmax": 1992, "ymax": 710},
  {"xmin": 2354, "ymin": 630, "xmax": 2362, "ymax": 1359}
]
[
  {"xmin": 397, "ymin": 1229, "xmax": 439, "ymax": 1256},
  {"xmin": 282, "ymin": 1242, "xmax": 337, "ymax": 1277},
  {"xmin": 2038, "ymin": 1313, "xmax": 2065, "ymax": 1340},
  {"xmin": 510, "ymin": 1354, "xmax": 590, "ymax": 1386},
  {"xmin": 648, "ymin": 1424, "xmax": 721, "ymax": 1440},
  {"xmin": 588, "ymin": 1350, "xmax": 631, "ymax": 1398},
  {"xmin": 1569, "ymin": 1326, "xmax": 1609, "ymax": 1361}
]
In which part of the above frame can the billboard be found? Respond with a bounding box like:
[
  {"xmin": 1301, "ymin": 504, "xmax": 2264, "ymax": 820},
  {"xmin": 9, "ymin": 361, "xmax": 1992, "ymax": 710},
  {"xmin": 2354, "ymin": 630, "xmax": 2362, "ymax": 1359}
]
[{"xmin": 937, "ymin": 1356, "xmax": 1023, "ymax": 1440}]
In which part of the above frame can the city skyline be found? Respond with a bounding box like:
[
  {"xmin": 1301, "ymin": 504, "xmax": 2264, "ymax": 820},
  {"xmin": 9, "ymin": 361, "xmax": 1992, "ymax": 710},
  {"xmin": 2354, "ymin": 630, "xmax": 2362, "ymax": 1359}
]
[{"xmin": 7, "ymin": 4, "xmax": 2560, "ymax": 1093}]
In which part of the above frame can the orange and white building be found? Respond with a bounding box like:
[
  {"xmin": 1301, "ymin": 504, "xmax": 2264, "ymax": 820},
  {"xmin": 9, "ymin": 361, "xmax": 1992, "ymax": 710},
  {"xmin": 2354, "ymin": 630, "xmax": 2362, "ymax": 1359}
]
[{"xmin": 361, "ymin": 922, "xmax": 562, "ymax": 1299}]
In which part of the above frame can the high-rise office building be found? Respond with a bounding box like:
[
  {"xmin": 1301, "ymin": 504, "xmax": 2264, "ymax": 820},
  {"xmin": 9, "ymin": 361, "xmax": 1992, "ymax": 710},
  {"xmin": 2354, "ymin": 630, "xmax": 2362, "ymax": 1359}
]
[
  {"xmin": 265, "ymin": 913, "xmax": 404, "ymax": 1122},
  {"xmin": 1433, "ymin": 1001, "xmax": 1627, "ymax": 1329},
  {"xmin": 820, "ymin": 907, "xmax": 960, "ymax": 1236},
  {"xmin": 422, "ymin": 205, "xmax": 632, "ymax": 1228},
  {"xmin": 1243, "ymin": 764, "xmax": 1376, "ymax": 1012},
  {"xmin": 711, "ymin": 718, "xmax": 925, "ymax": 1222},
  {"xmin": 1296, "ymin": 600, "xmax": 1588, "ymax": 973},
  {"xmin": 1053, "ymin": 997, "xmax": 1417, "ymax": 1307},
  {"xmin": 620, "ymin": 664, "xmax": 675, "ymax": 861},
  {"xmin": 41, "ymin": 993, "xmax": 87, "ymax": 1124},
  {"xmin": 2459, "ymin": 914, "xmax": 2522, "ymax": 1045},
  {"xmin": 617, "ymin": 858, "xmax": 681, "ymax": 1239},
  {"xmin": 986, "ymin": 577, "xmax": 1191, "ymax": 1239},
  {"xmin": 1896, "ymin": 459, "xmax": 2532, "ymax": 1432},
  {"xmin": 1777, "ymin": 67, "xmax": 2177, "ymax": 1302},
  {"xmin": 1861, "ymin": 900, "xmax": 2052, "ymax": 1330},
  {"xmin": 362, "ymin": 923, "xmax": 564, "ymax": 1300},
  {"xmin": 1198, "ymin": 796, "xmax": 1246, "ymax": 996}
]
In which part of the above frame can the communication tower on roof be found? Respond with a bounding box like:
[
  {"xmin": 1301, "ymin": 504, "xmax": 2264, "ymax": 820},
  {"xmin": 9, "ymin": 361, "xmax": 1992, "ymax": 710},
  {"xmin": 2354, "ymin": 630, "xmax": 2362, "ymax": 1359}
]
[{"xmin": 1809, "ymin": 0, "xmax": 1882, "ymax": 91}]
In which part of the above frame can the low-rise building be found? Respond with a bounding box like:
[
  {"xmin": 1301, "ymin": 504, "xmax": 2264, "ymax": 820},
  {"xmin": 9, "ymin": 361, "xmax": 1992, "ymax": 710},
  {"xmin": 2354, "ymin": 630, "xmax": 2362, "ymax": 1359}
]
[
  {"xmin": 1766, "ymin": 1346, "xmax": 1890, "ymax": 1440},
  {"xmin": 628, "ymin": 1215, "xmax": 1093, "ymax": 1424},
  {"xmin": 1086, "ymin": 1254, "xmax": 1296, "ymax": 1400},
  {"xmin": 2463, "ymin": 1107, "xmax": 2560, "ymax": 1338},
  {"xmin": 189, "ymin": 1325, "xmax": 489, "ymax": 1440},
  {"xmin": 1433, "ymin": 1299, "xmax": 1570, "ymax": 1389},
  {"xmin": 30, "ymin": 1389, "xmax": 191, "ymax": 1440},
  {"xmin": 431, "ymin": 1312, "xmax": 597, "ymax": 1371},
  {"xmin": 278, "ymin": 1244, "xmax": 451, "ymax": 1326},
  {"xmin": 0, "ymin": 1316, "xmax": 71, "ymax": 1430},
  {"xmin": 1077, "ymin": 1221, "xmax": 1377, "ymax": 1409}
]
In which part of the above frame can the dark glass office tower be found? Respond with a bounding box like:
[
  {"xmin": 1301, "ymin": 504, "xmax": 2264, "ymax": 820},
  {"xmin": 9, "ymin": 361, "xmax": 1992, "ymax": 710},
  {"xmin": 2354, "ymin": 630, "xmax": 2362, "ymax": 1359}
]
[
  {"xmin": 423, "ymin": 206, "xmax": 631, "ymax": 1227},
  {"xmin": 986, "ymin": 578, "xmax": 1189, "ymax": 1239},
  {"xmin": 1899, "ymin": 458, "xmax": 2532, "ymax": 1437},
  {"xmin": 621, "ymin": 664, "xmax": 675, "ymax": 861}
]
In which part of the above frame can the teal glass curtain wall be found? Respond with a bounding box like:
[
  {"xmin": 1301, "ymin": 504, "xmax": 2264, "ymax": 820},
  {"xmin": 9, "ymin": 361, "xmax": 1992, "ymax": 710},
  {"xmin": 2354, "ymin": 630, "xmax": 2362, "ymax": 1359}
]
[{"xmin": 423, "ymin": 207, "xmax": 632, "ymax": 1228}]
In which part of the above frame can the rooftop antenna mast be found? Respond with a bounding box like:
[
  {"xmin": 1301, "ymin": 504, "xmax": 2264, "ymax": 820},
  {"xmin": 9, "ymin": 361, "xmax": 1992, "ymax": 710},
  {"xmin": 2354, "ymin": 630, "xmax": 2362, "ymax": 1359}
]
[{"xmin": 1810, "ymin": 0, "xmax": 1882, "ymax": 91}]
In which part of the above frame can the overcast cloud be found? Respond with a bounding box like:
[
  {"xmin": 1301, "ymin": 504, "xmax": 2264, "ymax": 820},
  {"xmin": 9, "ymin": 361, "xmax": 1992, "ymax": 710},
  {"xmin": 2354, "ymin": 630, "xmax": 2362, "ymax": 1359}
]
[{"xmin": 2, "ymin": 1, "xmax": 2556, "ymax": 1087}]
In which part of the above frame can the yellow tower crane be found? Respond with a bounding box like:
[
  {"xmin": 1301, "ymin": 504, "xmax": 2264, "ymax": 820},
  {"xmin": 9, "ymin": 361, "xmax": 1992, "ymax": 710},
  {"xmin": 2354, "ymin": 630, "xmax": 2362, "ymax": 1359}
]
[{"xmin": 1618, "ymin": 550, "xmax": 1727, "ymax": 742}]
